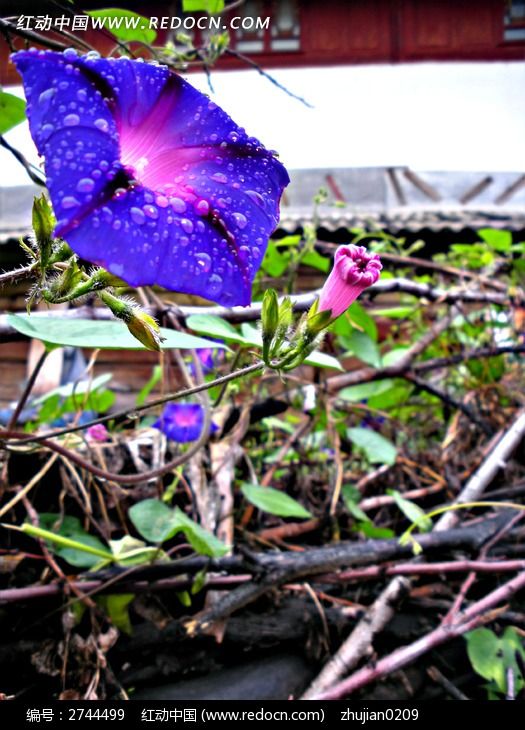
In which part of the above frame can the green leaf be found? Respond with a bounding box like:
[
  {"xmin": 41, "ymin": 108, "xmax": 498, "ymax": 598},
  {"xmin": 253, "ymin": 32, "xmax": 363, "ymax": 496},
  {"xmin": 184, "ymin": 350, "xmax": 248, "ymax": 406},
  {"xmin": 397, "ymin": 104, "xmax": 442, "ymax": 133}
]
[
  {"xmin": 186, "ymin": 314, "xmax": 248, "ymax": 344},
  {"xmin": 0, "ymin": 90, "xmax": 26, "ymax": 135},
  {"xmin": 346, "ymin": 301, "xmax": 378, "ymax": 341},
  {"xmin": 128, "ymin": 499, "xmax": 229, "ymax": 557},
  {"xmin": 136, "ymin": 365, "xmax": 162, "ymax": 407},
  {"xmin": 304, "ymin": 351, "xmax": 343, "ymax": 370},
  {"xmin": 33, "ymin": 373, "xmax": 113, "ymax": 405},
  {"xmin": 261, "ymin": 416, "xmax": 296, "ymax": 434},
  {"xmin": 35, "ymin": 515, "xmax": 112, "ymax": 567},
  {"xmin": 129, "ymin": 499, "xmax": 178, "ymax": 543},
  {"xmin": 174, "ymin": 509, "xmax": 230, "ymax": 557},
  {"xmin": 354, "ymin": 522, "xmax": 395, "ymax": 539},
  {"xmin": 183, "ymin": 0, "xmax": 225, "ymax": 13},
  {"xmin": 86, "ymin": 9, "xmax": 157, "ymax": 44},
  {"xmin": 301, "ymin": 249, "xmax": 330, "ymax": 273},
  {"xmin": 330, "ymin": 304, "xmax": 377, "ymax": 341},
  {"xmin": 341, "ymin": 485, "xmax": 369, "ymax": 521},
  {"xmin": 381, "ymin": 347, "xmax": 410, "ymax": 367},
  {"xmin": 339, "ymin": 380, "xmax": 394, "ymax": 403},
  {"xmin": 240, "ymin": 322, "xmax": 262, "ymax": 346},
  {"xmin": 36, "ymin": 394, "xmax": 62, "ymax": 424},
  {"xmin": 347, "ymin": 427, "xmax": 397, "ymax": 465},
  {"xmin": 341, "ymin": 330, "xmax": 382, "ymax": 367},
  {"xmin": 467, "ymin": 355, "xmax": 505, "ymax": 383},
  {"xmin": 466, "ymin": 629, "xmax": 500, "ymax": 687},
  {"xmin": 84, "ymin": 388, "xmax": 115, "ymax": 414},
  {"xmin": 388, "ymin": 490, "xmax": 432, "ymax": 531},
  {"xmin": 466, "ymin": 627, "xmax": 525, "ymax": 695},
  {"xmin": 241, "ymin": 482, "xmax": 312, "ymax": 519},
  {"xmin": 191, "ymin": 568, "xmax": 208, "ymax": 595},
  {"xmin": 477, "ymin": 228, "xmax": 512, "ymax": 253},
  {"xmin": 97, "ymin": 594, "xmax": 134, "ymax": 635},
  {"xmin": 372, "ymin": 306, "xmax": 415, "ymax": 319},
  {"xmin": 108, "ymin": 535, "xmax": 167, "ymax": 567},
  {"xmin": 7, "ymin": 314, "xmax": 227, "ymax": 351},
  {"xmin": 261, "ymin": 240, "xmax": 291, "ymax": 277},
  {"xmin": 368, "ymin": 381, "xmax": 414, "ymax": 410}
]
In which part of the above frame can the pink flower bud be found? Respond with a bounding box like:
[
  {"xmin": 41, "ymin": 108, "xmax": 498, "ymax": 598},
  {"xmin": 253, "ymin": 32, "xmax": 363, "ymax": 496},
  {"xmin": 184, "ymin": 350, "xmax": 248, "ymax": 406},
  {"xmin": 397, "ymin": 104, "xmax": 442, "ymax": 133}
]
[
  {"xmin": 318, "ymin": 245, "xmax": 382, "ymax": 319},
  {"xmin": 86, "ymin": 424, "xmax": 109, "ymax": 442}
]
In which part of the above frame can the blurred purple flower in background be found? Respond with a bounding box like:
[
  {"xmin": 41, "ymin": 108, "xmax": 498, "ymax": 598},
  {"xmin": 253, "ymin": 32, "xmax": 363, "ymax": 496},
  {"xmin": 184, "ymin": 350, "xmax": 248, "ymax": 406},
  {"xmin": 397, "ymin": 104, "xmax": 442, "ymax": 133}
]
[
  {"xmin": 153, "ymin": 403, "xmax": 217, "ymax": 443},
  {"xmin": 189, "ymin": 339, "xmax": 224, "ymax": 377},
  {"xmin": 86, "ymin": 423, "xmax": 109, "ymax": 441},
  {"xmin": 195, "ymin": 346, "xmax": 217, "ymax": 373},
  {"xmin": 13, "ymin": 49, "xmax": 290, "ymax": 306},
  {"xmin": 318, "ymin": 245, "xmax": 382, "ymax": 319}
]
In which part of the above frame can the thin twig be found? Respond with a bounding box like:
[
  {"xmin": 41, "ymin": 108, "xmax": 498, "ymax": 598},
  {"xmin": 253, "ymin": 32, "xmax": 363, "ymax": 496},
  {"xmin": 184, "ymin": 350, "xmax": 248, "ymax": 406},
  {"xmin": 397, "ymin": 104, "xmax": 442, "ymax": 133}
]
[
  {"xmin": 435, "ymin": 409, "xmax": 525, "ymax": 532},
  {"xmin": 6, "ymin": 349, "xmax": 48, "ymax": 430},
  {"xmin": 224, "ymin": 48, "xmax": 313, "ymax": 108},
  {"xmin": 0, "ymin": 17, "xmax": 68, "ymax": 50},
  {"xmin": 311, "ymin": 569, "xmax": 525, "ymax": 700},
  {"xmin": 2, "ymin": 361, "xmax": 264, "ymax": 444},
  {"xmin": 0, "ymin": 137, "xmax": 45, "ymax": 187}
]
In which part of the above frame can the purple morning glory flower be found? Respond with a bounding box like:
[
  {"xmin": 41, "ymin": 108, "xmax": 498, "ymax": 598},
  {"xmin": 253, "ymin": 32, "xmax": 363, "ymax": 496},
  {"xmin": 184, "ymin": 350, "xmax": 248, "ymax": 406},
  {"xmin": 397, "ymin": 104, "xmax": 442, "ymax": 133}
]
[
  {"xmin": 153, "ymin": 403, "xmax": 217, "ymax": 443},
  {"xmin": 13, "ymin": 49, "xmax": 290, "ymax": 306},
  {"xmin": 189, "ymin": 338, "xmax": 224, "ymax": 376},
  {"xmin": 195, "ymin": 346, "xmax": 216, "ymax": 372}
]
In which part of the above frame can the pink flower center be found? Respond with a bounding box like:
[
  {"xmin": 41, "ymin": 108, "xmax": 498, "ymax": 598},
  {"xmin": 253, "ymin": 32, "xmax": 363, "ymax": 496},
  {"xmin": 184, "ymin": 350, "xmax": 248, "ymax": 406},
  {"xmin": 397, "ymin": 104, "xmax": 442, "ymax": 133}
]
[
  {"xmin": 336, "ymin": 245, "xmax": 382, "ymax": 287},
  {"xmin": 173, "ymin": 408, "xmax": 200, "ymax": 427},
  {"xmin": 118, "ymin": 88, "xmax": 213, "ymax": 196}
]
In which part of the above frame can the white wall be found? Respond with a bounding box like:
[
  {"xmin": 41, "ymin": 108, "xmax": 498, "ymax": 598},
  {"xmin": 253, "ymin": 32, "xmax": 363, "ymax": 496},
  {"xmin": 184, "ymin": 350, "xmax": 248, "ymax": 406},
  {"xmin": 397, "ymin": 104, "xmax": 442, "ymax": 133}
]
[{"xmin": 2, "ymin": 61, "xmax": 525, "ymax": 187}]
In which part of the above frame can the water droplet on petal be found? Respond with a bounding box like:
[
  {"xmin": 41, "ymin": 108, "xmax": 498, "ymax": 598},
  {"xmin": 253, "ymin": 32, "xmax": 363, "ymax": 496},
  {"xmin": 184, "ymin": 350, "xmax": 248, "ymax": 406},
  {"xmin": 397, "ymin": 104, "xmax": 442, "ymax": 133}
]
[
  {"xmin": 211, "ymin": 172, "xmax": 228, "ymax": 184},
  {"xmin": 155, "ymin": 194, "xmax": 169, "ymax": 208},
  {"xmin": 207, "ymin": 274, "xmax": 223, "ymax": 296},
  {"xmin": 62, "ymin": 196, "xmax": 80, "ymax": 209},
  {"xmin": 195, "ymin": 199, "xmax": 210, "ymax": 216},
  {"xmin": 170, "ymin": 197, "xmax": 186, "ymax": 214},
  {"xmin": 64, "ymin": 113, "xmax": 80, "ymax": 126},
  {"xmin": 76, "ymin": 177, "xmax": 95, "ymax": 193},
  {"xmin": 38, "ymin": 88, "xmax": 56, "ymax": 105},
  {"xmin": 233, "ymin": 212, "xmax": 248, "ymax": 229},
  {"xmin": 130, "ymin": 207, "xmax": 146, "ymax": 225},
  {"xmin": 246, "ymin": 190, "xmax": 266, "ymax": 208},
  {"xmin": 239, "ymin": 245, "xmax": 251, "ymax": 262},
  {"xmin": 94, "ymin": 118, "xmax": 109, "ymax": 133},
  {"xmin": 180, "ymin": 218, "xmax": 194, "ymax": 234},
  {"xmin": 196, "ymin": 252, "xmax": 212, "ymax": 273},
  {"xmin": 41, "ymin": 123, "xmax": 55, "ymax": 137},
  {"xmin": 63, "ymin": 48, "xmax": 78, "ymax": 60},
  {"xmin": 143, "ymin": 204, "xmax": 158, "ymax": 220},
  {"xmin": 77, "ymin": 89, "xmax": 87, "ymax": 102}
]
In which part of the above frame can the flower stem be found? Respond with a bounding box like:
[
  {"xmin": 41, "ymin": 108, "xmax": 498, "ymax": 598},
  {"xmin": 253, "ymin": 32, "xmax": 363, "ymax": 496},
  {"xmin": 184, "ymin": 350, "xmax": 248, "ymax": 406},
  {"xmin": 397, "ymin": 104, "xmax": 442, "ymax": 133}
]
[{"xmin": 3, "ymin": 361, "xmax": 265, "ymax": 444}]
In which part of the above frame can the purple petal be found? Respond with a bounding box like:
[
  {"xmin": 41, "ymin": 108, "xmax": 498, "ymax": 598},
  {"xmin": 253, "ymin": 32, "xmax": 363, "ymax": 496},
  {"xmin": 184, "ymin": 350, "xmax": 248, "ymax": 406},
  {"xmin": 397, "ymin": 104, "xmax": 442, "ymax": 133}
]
[
  {"xmin": 13, "ymin": 49, "xmax": 121, "ymax": 227},
  {"xmin": 13, "ymin": 49, "xmax": 289, "ymax": 307},
  {"xmin": 153, "ymin": 403, "xmax": 211, "ymax": 443}
]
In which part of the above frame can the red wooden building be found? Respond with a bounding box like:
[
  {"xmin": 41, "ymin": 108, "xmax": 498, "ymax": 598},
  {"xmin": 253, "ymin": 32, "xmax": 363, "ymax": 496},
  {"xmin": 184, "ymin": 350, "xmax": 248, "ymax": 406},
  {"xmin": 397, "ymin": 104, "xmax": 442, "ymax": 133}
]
[{"xmin": 1, "ymin": 1, "xmax": 525, "ymax": 85}]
